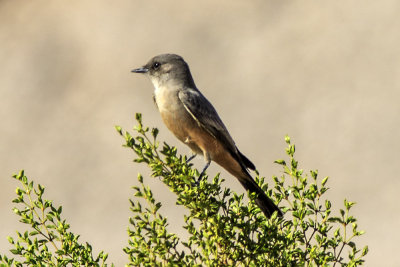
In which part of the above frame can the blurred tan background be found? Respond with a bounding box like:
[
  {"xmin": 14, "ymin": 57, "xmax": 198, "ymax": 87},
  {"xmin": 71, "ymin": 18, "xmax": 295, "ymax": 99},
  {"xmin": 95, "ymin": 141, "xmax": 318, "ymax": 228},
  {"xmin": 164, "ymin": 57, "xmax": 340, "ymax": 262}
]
[{"xmin": 1, "ymin": 1, "xmax": 399, "ymax": 265}]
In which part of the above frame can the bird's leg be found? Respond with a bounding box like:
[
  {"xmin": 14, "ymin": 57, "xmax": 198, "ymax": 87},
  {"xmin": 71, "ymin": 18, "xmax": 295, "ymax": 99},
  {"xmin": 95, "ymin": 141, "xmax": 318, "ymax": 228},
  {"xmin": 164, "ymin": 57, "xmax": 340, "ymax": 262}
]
[
  {"xmin": 186, "ymin": 154, "xmax": 197, "ymax": 163},
  {"xmin": 196, "ymin": 159, "xmax": 211, "ymax": 185}
]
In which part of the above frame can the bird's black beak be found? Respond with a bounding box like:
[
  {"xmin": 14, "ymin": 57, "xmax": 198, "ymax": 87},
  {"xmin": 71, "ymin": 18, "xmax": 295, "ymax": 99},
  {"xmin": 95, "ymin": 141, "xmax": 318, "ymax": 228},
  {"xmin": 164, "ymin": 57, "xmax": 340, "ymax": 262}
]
[{"xmin": 131, "ymin": 67, "xmax": 149, "ymax": 73}]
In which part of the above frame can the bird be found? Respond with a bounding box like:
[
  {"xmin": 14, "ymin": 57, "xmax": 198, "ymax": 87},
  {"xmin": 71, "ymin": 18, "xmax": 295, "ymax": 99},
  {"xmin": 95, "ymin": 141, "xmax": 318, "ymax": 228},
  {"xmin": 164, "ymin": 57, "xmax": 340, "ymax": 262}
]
[{"xmin": 131, "ymin": 53, "xmax": 282, "ymax": 218}]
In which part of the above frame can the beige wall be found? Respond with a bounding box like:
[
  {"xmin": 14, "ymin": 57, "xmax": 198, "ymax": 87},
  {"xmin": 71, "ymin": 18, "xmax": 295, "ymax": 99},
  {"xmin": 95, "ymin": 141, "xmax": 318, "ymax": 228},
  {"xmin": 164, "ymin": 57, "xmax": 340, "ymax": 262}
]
[{"xmin": 1, "ymin": 1, "xmax": 399, "ymax": 265}]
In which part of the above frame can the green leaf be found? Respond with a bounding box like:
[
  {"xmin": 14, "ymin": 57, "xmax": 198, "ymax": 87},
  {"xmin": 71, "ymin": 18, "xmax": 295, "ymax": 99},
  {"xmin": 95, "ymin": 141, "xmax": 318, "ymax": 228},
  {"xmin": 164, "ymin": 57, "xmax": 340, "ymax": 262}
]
[
  {"xmin": 362, "ymin": 246, "xmax": 369, "ymax": 256},
  {"xmin": 321, "ymin": 176, "xmax": 329, "ymax": 186},
  {"xmin": 115, "ymin": 125, "xmax": 123, "ymax": 135},
  {"xmin": 274, "ymin": 159, "xmax": 286, "ymax": 166}
]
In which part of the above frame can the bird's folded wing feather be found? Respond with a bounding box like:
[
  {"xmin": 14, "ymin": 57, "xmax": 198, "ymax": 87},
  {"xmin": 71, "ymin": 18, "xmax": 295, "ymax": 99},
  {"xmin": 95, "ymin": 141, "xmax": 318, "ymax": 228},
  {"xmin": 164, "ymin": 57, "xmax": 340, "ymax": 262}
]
[{"xmin": 178, "ymin": 89, "xmax": 238, "ymax": 155}]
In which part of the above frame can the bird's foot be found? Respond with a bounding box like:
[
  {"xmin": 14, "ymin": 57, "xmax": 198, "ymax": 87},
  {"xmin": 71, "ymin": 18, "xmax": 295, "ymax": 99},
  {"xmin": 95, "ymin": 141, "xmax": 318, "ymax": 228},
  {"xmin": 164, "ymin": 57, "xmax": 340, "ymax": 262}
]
[
  {"xmin": 186, "ymin": 154, "xmax": 197, "ymax": 164},
  {"xmin": 193, "ymin": 172, "xmax": 205, "ymax": 186}
]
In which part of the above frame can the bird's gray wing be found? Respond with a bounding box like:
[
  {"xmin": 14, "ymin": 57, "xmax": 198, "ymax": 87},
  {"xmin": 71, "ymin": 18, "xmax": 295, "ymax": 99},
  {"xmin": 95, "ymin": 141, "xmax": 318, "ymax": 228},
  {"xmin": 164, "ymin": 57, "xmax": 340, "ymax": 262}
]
[
  {"xmin": 178, "ymin": 88, "xmax": 256, "ymax": 170},
  {"xmin": 178, "ymin": 88, "xmax": 238, "ymax": 155}
]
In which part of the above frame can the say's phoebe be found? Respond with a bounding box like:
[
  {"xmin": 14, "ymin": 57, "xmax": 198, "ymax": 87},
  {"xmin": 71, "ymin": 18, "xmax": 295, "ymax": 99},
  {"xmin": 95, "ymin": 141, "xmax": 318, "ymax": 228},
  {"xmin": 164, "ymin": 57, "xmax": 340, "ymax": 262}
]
[{"xmin": 131, "ymin": 54, "xmax": 282, "ymax": 218}]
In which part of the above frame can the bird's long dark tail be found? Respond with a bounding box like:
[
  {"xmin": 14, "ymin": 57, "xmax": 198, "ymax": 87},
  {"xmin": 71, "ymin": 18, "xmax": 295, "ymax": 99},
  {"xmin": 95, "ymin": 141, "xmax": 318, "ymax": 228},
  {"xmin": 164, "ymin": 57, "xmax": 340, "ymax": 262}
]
[
  {"xmin": 238, "ymin": 172, "xmax": 283, "ymax": 218},
  {"xmin": 217, "ymin": 147, "xmax": 282, "ymax": 218}
]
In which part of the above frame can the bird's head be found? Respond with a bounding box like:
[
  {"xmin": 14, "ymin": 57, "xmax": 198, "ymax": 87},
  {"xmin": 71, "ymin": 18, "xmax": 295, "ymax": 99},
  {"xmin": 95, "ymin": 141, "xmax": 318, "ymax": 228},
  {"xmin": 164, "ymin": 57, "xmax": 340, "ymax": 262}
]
[{"xmin": 131, "ymin": 53, "xmax": 195, "ymax": 88}]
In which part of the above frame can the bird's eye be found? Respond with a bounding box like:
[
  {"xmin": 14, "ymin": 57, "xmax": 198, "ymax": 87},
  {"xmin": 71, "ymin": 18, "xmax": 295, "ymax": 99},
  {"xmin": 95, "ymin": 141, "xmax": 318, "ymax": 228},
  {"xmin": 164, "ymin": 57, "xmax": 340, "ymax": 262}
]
[{"xmin": 152, "ymin": 62, "xmax": 160, "ymax": 70}]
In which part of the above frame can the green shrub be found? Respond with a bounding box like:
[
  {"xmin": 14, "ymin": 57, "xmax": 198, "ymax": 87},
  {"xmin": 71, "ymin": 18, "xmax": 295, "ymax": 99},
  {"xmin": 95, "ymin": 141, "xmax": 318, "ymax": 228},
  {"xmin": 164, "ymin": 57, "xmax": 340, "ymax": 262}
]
[{"xmin": 1, "ymin": 113, "xmax": 367, "ymax": 266}]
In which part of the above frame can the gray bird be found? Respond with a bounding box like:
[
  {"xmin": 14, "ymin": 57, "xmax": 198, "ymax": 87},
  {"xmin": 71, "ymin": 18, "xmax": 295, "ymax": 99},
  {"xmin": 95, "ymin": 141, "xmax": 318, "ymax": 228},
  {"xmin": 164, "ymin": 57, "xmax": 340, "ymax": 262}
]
[{"xmin": 132, "ymin": 53, "xmax": 282, "ymax": 218}]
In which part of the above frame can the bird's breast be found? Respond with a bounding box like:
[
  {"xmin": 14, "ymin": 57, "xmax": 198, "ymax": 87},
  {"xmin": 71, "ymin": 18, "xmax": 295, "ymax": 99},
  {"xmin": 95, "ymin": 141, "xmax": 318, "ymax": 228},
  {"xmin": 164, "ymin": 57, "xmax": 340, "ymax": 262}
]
[
  {"xmin": 154, "ymin": 85, "xmax": 182, "ymax": 114},
  {"xmin": 153, "ymin": 85, "xmax": 195, "ymax": 142}
]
